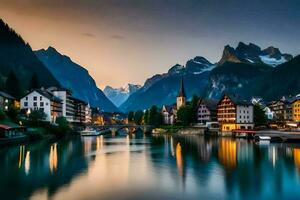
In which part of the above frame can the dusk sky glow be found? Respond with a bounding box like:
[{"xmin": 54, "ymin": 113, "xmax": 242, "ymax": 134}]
[{"xmin": 0, "ymin": 0, "xmax": 299, "ymax": 88}]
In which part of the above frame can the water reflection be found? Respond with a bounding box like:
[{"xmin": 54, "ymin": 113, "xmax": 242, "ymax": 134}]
[{"xmin": 0, "ymin": 135, "xmax": 300, "ymax": 199}]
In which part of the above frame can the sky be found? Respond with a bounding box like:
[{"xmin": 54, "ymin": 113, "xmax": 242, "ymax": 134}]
[{"xmin": 0, "ymin": 0, "xmax": 299, "ymax": 89}]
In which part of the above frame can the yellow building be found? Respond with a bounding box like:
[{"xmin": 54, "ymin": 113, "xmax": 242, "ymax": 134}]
[
  {"xmin": 292, "ymin": 99, "xmax": 300, "ymax": 122},
  {"xmin": 217, "ymin": 94, "xmax": 254, "ymax": 132}
]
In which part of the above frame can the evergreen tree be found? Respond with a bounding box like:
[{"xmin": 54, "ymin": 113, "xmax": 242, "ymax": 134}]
[
  {"xmin": 128, "ymin": 111, "xmax": 134, "ymax": 123},
  {"xmin": 144, "ymin": 109, "xmax": 149, "ymax": 125},
  {"xmin": 148, "ymin": 105, "xmax": 163, "ymax": 126},
  {"xmin": 191, "ymin": 95, "xmax": 200, "ymax": 123},
  {"xmin": 5, "ymin": 71, "xmax": 22, "ymax": 99},
  {"xmin": 134, "ymin": 110, "xmax": 144, "ymax": 125},
  {"xmin": 30, "ymin": 73, "xmax": 40, "ymax": 89},
  {"xmin": 177, "ymin": 105, "xmax": 194, "ymax": 126},
  {"xmin": 254, "ymin": 104, "xmax": 267, "ymax": 126}
]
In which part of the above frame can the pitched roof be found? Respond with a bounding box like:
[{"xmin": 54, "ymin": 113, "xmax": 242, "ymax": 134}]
[
  {"xmin": 26, "ymin": 89, "xmax": 62, "ymax": 103},
  {"xmin": 197, "ymin": 98, "xmax": 218, "ymax": 111},
  {"xmin": 177, "ymin": 77, "xmax": 186, "ymax": 98},
  {"xmin": 0, "ymin": 91, "xmax": 15, "ymax": 100},
  {"xmin": 220, "ymin": 94, "xmax": 252, "ymax": 106}
]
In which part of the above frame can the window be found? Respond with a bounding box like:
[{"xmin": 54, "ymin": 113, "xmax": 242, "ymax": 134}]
[
  {"xmin": 40, "ymin": 102, "xmax": 44, "ymax": 107},
  {"xmin": 25, "ymin": 97, "xmax": 28, "ymax": 100},
  {"xmin": 24, "ymin": 102, "xmax": 28, "ymax": 107},
  {"xmin": 46, "ymin": 102, "xmax": 49, "ymax": 106},
  {"xmin": 33, "ymin": 96, "xmax": 37, "ymax": 101},
  {"xmin": 33, "ymin": 102, "xmax": 37, "ymax": 107},
  {"xmin": 40, "ymin": 96, "xmax": 43, "ymax": 100}
]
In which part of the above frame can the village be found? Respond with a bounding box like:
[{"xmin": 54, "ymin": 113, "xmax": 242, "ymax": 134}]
[{"xmin": 1, "ymin": 77, "xmax": 300, "ymax": 142}]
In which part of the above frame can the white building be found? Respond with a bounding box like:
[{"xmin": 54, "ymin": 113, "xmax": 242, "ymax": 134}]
[
  {"xmin": 47, "ymin": 87, "xmax": 75, "ymax": 122},
  {"xmin": 236, "ymin": 105, "xmax": 254, "ymax": 129},
  {"xmin": 20, "ymin": 89, "xmax": 63, "ymax": 122},
  {"xmin": 161, "ymin": 105, "xmax": 176, "ymax": 125}
]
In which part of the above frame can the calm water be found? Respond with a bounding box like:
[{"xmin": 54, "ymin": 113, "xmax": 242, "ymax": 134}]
[{"xmin": 1, "ymin": 134, "xmax": 300, "ymax": 200}]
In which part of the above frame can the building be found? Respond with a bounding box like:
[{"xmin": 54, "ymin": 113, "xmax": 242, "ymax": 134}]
[
  {"xmin": 268, "ymin": 96, "xmax": 293, "ymax": 123},
  {"xmin": 161, "ymin": 105, "xmax": 176, "ymax": 125},
  {"xmin": 217, "ymin": 94, "xmax": 254, "ymax": 132},
  {"xmin": 0, "ymin": 91, "xmax": 17, "ymax": 111},
  {"xmin": 20, "ymin": 89, "xmax": 63, "ymax": 122},
  {"xmin": 197, "ymin": 98, "xmax": 218, "ymax": 124},
  {"xmin": 292, "ymin": 96, "xmax": 300, "ymax": 123},
  {"xmin": 85, "ymin": 104, "xmax": 92, "ymax": 124},
  {"xmin": 47, "ymin": 87, "xmax": 76, "ymax": 122},
  {"xmin": 176, "ymin": 77, "xmax": 186, "ymax": 110}
]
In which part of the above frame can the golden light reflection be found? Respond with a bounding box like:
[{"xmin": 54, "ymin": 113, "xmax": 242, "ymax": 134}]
[
  {"xmin": 294, "ymin": 148, "xmax": 300, "ymax": 169},
  {"xmin": 96, "ymin": 136, "xmax": 104, "ymax": 152},
  {"xmin": 18, "ymin": 145, "xmax": 25, "ymax": 168},
  {"xmin": 25, "ymin": 151, "xmax": 30, "ymax": 175},
  {"xmin": 49, "ymin": 143, "xmax": 58, "ymax": 173},
  {"xmin": 170, "ymin": 137, "xmax": 175, "ymax": 157},
  {"xmin": 84, "ymin": 139, "xmax": 92, "ymax": 154},
  {"xmin": 176, "ymin": 143, "xmax": 183, "ymax": 177},
  {"xmin": 218, "ymin": 139, "xmax": 237, "ymax": 169}
]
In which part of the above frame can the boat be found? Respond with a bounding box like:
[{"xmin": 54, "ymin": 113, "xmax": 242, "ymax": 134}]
[
  {"xmin": 80, "ymin": 129, "xmax": 100, "ymax": 136},
  {"xmin": 254, "ymin": 135, "xmax": 271, "ymax": 141}
]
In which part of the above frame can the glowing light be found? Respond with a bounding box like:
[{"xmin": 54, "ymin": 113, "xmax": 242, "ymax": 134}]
[
  {"xmin": 49, "ymin": 143, "xmax": 58, "ymax": 173},
  {"xmin": 25, "ymin": 151, "xmax": 30, "ymax": 175}
]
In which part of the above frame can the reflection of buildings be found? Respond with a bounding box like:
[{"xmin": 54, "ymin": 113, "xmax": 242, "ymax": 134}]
[
  {"xmin": 294, "ymin": 148, "xmax": 300, "ymax": 170},
  {"xmin": 176, "ymin": 143, "xmax": 183, "ymax": 177},
  {"xmin": 49, "ymin": 143, "xmax": 58, "ymax": 173},
  {"xmin": 218, "ymin": 139, "xmax": 237, "ymax": 169}
]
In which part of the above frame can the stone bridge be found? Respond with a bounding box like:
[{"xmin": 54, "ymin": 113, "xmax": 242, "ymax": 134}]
[{"xmin": 90, "ymin": 124, "xmax": 154, "ymax": 134}]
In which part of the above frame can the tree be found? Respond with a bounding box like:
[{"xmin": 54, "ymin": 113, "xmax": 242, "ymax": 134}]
[
  {"xmin": 134, "ymin": 110, "xmax": 144, "ymax": 125},
  {"xmin": 0, "ymin": 109, "xmax": 6, "ymax": 121},
  {"xmin": 177, "ymin": 105, "xmax": 194, "ymax": 126},
  {"xmin": 29, "ymin": 73, "xmax": 40, "ymax": 90},
  {"xmin": 5, "ymin": 71, "xmax": 22, "ymax": 99},
  {"xmin": 191, "ymin": 95, "xmax": 200, "ymax": 123},
  {"xmin": 148, "ymin": 105, "xmax": 163, "ymax": 126},
  {"xmin": 6, "ymin": 105, "xmax": 19, "ymax": 122},
  {"xmin": 254, "ymin": 104, "xmax": 267, "ymax": 126},
  {"xmin": 143, "ymin": 109, "xmax": 149, "ymax": 125},
  {"xmin": 56, "ymin": 116, "xmax": 71, "ymax": 134},
  {"xmin": 128, "ymin": 111, "xmax": 134, "ymax": 123},
  {"xmin": 28, "ymin": 109, "xmax": 47, "ymax": 126}
]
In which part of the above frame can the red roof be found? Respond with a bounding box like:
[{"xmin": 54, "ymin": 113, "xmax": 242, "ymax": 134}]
[{"xmin": 0, "ymin": 125, "xmax": 11, "ymax": 130}]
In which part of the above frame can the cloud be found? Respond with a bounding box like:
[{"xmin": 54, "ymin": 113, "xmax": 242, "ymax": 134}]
[
  {"xmin": 110, "ymin": 34, "xmax": 125, "ymax": 40},
  {"xmin": 82, "ymin": 32, "xmax": 95, "ymax": 37}
]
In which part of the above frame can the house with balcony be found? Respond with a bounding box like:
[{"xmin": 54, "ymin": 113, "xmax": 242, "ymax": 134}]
[
  {"xmin": 268, "ymin": 96, "xmax": 294, "ymax": 124},
  {"xmin": 197, "ymin": 98, "xmax": 218, "ymax": 125},
  {"xmin": 217, "ymin": 94, "xmax": 254, "ymax": 132},
  {"xmin": 292, "ymin": 96, "xmax": 300, "ymax": 123},
  {"xmin": 20, "ymin": 89, "xmax": 63, "ymax": 122}
]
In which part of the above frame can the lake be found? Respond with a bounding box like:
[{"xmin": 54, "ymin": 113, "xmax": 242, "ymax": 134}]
[{"xmin": 1, "ymin": 134, "xmax": 300, "ymax": 200}]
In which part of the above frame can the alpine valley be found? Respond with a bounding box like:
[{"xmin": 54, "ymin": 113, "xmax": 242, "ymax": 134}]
[
  {"xmin": 35, "ymin": 47, "xmax": 119, "ymax": 112},
  {"xmin": 0, "ymin": 19, "xmax": 118, "ymax": 112},
  {"xmin": 120, "ymin": 42, "xmax": 299, "ymax": 112}
]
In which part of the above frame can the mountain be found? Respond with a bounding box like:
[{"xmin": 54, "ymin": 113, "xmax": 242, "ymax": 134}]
[
  {"xmin": 35, "ymin": 47, "xmax": 119, "ymax": 112},
  {"xmin": 218, "ymin": 42, "xmax": 293, "ymax": 66},
  {"xmin": 0, "ymin": 19, "xmax": 59, "ymax": 96},
  {"xmin": 205, "ymin": 55, "xmax": 300, "ymax": 101},
  {"xmin": 103, "ymin": 84, "xmax": 141, "ymax": 107},
  {"xmin": 120, "ymin": 57, "xmax": 213, "ymax": 111},
  {"xmin": 121, "ymin": 42, "xmax": 296, "ymax": 112}
]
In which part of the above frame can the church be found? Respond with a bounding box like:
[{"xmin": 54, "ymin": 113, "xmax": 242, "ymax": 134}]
[{"xmin": 161, "ymin": 77, "xmax": 186, "ymax": 125}]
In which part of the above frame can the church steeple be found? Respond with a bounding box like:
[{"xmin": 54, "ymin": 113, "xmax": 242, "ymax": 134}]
[
  {"xmin": 177, "ymin": 76, "xmax": 186, "ymax": 98},
  {"xmin": 176, "ymin": 76, "xmax": 186, "ymax": 109}
]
